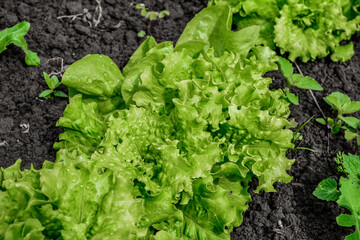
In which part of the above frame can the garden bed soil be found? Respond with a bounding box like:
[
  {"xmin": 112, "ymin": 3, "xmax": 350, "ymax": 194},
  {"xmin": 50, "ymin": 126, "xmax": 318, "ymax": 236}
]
[{"xmin": 0, "ymin": 0, "xmax": 359, "ymax": 239}]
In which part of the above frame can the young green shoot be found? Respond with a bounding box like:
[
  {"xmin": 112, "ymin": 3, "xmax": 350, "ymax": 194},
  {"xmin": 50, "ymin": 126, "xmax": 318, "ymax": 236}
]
[
  {"xmin": 278, "ymin": 57, "xmax": 323, "ymax": 105},
  {"xmin": 291, "ymin": 115, "xmax": 317, "ymax": 152},
  {"xmin": 316, "ymin": 92, "xmax": 360, "ymax": 150},
  {"xmin": 0, "ymin": 22, "xmax": 40, "ymax": 66},
  {"xmin": 39, "ymin": 72, "xmax": 68, "ymax": 100},
  {"xmin": 313, "ymin": 152, "xmax": 360, "ymax": 239},
  {"xmin": 136, "ymin": 3, "xmax": 170, "ymax": 33},
  {"xmin": 137, "ymin": 30, "xmax": 146, "ymax": 38}
]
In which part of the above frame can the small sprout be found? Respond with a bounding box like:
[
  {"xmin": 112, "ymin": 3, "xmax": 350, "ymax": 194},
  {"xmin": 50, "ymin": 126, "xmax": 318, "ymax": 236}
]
[
  {"xmin": 0, "ymin": 22, "xmax": 40, "ymax": 66},
  {"xmin": 39, "ymin": 72, "xmax": 68, "ymax": 100},
  {"xmin": 135, "ymin": 3, "xmax": 170, "ymax": 21},
  {"xmin": 278, "ymin": 57, "xmax": 323, "ymax": 105},
  {"xmin": 292, "ymin": 115, "xmax": 316, "ymax": 152},
  {"xmin": 318, "ymin": 92, "xmax": 360, "ymax": 149},
  {"xmin": 137, "ymin": 30, "xmax": 146, "ymax": 37}
]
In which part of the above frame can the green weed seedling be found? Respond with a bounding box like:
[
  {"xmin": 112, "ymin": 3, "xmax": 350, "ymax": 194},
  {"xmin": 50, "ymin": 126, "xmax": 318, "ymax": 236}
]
[
  {"xmin": 136, "ymin": 3, "xmax": 169, "ymax": 34},
  {"xmin": 137, "ymin": 30, "xmax": 146, "ymax": 38},
  {"xmin": 278, "ymin": 57, "xmax": 323, "ymax": 105},
  {"xmin": 316, "ymin": 92, "xmax": 360, "ymax": 148},
  {"xmin": 291, "ymin": 115, "xmax": 316, "ymax": 152},
  {"xmin": 313, "ymin": 152, "xmax": 360, "ymax": 239},
  {"xmin": 136, "ymin": 3, "xmax": 170, "ymax": 21},
  {"xmin": 0, "ymin": 21, "xmax": 40, "ymax": 66},
  {"xmin": 39, "ymin": 72, "xmax": 68, "ymax": 100}
]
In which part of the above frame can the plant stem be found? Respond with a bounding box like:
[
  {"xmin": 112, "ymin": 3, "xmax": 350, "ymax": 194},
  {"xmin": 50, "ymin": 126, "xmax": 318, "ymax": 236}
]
[{"xmin": 294, "ymin": 62, "xmax": 328, "ymax": 124}]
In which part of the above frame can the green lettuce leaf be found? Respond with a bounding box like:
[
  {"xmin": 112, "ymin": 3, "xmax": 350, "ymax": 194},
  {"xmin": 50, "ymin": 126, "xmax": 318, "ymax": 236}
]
[
  {"xmin": 209, "ymin": 0, "xmax": 360, "ymax": 62},
  {"xmin": 274, "ymin": 0, "xmax": 360, "ymax": 62},
  {"xmin": 0, "ymin": 21, "xmax": 40, "ymax": 66}
]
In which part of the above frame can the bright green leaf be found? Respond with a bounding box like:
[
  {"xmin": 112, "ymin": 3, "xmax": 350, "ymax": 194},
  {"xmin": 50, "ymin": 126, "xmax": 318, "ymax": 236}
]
[
  {"xmin": 341, "ymin": 154, "xmax": 360, "ymax": 184},
  {"xmin": 285, "ymin": 90, "xmax": 299, "ymax": 105},
  {"xmin": 135, "ymin": 4, "xmax": 144, "ymax": 9},
  {"xmin": 336, "ymin": 178, "xmax": 360, "ymax": 239},
  {"xmin": 0, "ymin": 21, "xmax": 40, "ymax": 66},
  {"xmin": 277, "ymin": 56, "xmax": 293, "ymax": 77},
  {"xmin": 340, "ymin": 116, "xmax": 360, "ymax": 129},
  {"xmin": 137, "ymin": 30, "xmax": 146, "ymax": 37},
  {"xmin": 43, "ymin": 72, "xmax": 52, "ymax": 89},
  {"xmin": 176, "ymin": 5, "xmax": 260, "ymax": 57},
  {"xmin": 39, "ymin": 89, "xmax": 53, "ymax": 98},
  {"xmin": 313, "ymin": 178, "xmax": 340, "ymax": 201},
  {"xmin": 316, "ymin": 118, "xmax": 327, "ymax": 125},
  {"xmin": 331, "ymin": 42, "xmax": 354, "ymax": 62},
  {"xmin": 148, "ymin": 12, "xmax": 157, "ymax": 21},
  {"xmin": 53, "ymin": 91, "xmax": 68, "ymax": 98},
  {"xmin": 324, "ymin": 92, "xmax": 351, "ymax": 112},
  {"xmin": 62, "ymin": 54, "xmax": 124, "ymax": 97},
  {"xmin": 294, "ymin": 76, "xmax": 323, "ymax": 91},
  {"xmin": 344, "ymin": 130, "xmax": 358, "ymax": 142},
  {"xmin": 343, "ymin": 101, "xmax": 360, "ymax": 114},
  {"xmin": 159, "ymin": 10, "xmax": 170, "ymax": 18}
]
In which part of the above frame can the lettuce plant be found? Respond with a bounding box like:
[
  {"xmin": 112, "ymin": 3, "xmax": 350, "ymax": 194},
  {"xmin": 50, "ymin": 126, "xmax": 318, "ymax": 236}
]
[
  {"xmin": 0, "ymin": 21, "xmax": 40, "ymax": 66},
  {"xmin": 0, "ymin": 6, "xmax": 295, "ymax": 239},
  {"xmin": 208, "ymin": 0, "xmax": 360, "ymax": 62},
  {"xmin": 313, "ymin": 152, "xmax": 360, "ymax": 240}
]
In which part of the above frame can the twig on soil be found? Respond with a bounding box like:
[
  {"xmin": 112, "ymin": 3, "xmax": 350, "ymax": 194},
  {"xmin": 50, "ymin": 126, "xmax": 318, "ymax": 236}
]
[
  {"xmin": 294, "ymin": 62, "xmax": 331, "ymax": 153},
  {"xmin": 35, "ymin": 97, "xmax": 44, "ymax": 102},
  {"xmin": 57, "ymin": 9, "xmax": 93, "ymax": 27},
  {"xmin": 272, "ymin": 229, "xmax": 286, "ymax": 236},
  {"xmin": 57, "ymin": 8, "xmax": 89, "ymax": 22},
  {"xmin": 327, "ymin": 132, "xmax": 330, "ymax": 153},
  {"xmin": 93, "ymin": 0, "xmax": 103, "ymax": 27},
  {"xmin": 46, "ymin": 57, "xmax": 64, "ymax": 77}
]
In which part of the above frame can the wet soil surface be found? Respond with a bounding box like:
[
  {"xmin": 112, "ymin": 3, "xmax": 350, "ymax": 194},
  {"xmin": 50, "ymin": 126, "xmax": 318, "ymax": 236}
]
[{"xmin": 0, "ymin": 0, "xmax": 359, "ymax": 239}]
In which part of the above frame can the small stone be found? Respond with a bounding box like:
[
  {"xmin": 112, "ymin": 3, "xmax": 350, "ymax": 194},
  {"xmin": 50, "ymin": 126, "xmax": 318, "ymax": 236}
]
[
  {"xmin": 74, "ymin": 24, "xmax": 91, "ymax": 36},
  {"xmin": 164, "ymin": 2, "xmax": 184, "ymax": 19},
  {"xmin": 66, "ymin": 1, "xmax": 83, "ymax": 15},
  {"xmin": 17, "ymin": 3, "xmax": 30, "ymax": 16},
  {"xmin": 0, "ymin": 117, "xmax": 14, "ymax": 134},
  {"xmin": 125, "ymin": 30, "xmax": 137, "ymax": 45},
  {"xmin": 6, "ymin": 13, "xmax": 19, "ymax": 25}
]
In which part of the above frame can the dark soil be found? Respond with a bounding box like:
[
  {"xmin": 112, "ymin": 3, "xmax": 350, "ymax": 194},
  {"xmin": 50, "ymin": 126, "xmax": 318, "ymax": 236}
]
[{"xmin": 0, "ymin": 0, "xmax": 358, "ymax": 239}]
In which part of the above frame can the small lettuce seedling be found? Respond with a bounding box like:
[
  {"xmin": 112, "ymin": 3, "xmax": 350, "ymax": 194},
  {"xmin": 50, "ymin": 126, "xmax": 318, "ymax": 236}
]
[
  {"xmin": 313, "ymin": 152, "xmax": 360, "ymax": 239},
  {"xmin": 136, "ymin": 3, "xmax": 170, "ymax": 21},
  {"xmin": 0, "ymin": 22, "xmax": 40, "ymax": 66},
  {"xmin": 137, "ymin": 30, "xmax": 146, "ymax": 38},
  {"xmin": 39, "ymin": 72, "xmax": 68, "ymax": 100},
  {"xmin": 317, "ymin": 92, "xmax": 360, "ymax": 147},
  {"xmin": 278, "ymin": 57, "xmax": 323, "ymax": 105}
]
